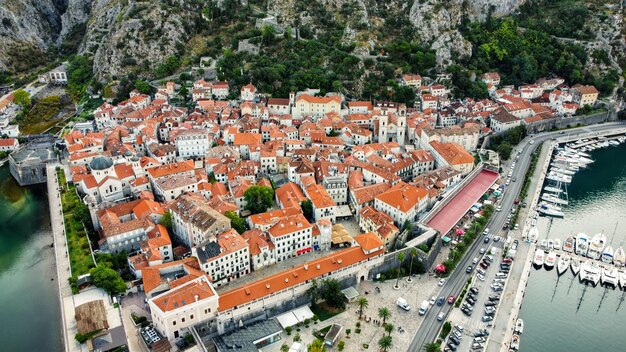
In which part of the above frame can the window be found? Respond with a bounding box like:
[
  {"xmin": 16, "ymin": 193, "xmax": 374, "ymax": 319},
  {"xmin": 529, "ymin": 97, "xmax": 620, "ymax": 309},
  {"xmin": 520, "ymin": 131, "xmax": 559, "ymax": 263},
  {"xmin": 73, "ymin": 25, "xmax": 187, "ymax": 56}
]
[{"xmin": 173, "ymin": 320, "xmax": 176, "ymax": 326}]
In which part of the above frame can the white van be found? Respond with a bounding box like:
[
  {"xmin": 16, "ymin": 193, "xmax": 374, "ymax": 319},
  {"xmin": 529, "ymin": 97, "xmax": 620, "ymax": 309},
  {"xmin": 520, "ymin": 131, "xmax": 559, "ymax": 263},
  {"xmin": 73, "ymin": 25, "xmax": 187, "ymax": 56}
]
[{"xmin": 397, "ymin": 297, "xmax": 411, "ymax": 311}]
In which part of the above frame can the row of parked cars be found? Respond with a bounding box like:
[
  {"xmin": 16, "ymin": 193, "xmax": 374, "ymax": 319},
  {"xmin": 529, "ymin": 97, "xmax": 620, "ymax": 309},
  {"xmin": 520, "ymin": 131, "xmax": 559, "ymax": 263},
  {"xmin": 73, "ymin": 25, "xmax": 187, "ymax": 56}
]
[{"xmin": 444, "ymin": 320, "xmax": 489, "ymax": 351}]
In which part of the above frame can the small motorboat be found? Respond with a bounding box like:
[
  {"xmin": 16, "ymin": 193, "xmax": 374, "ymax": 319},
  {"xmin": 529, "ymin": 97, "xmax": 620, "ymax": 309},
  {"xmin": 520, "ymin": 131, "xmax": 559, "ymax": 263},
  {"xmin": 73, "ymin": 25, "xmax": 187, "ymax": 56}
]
[
  {"xmin": 544, "ymin": 252, "xmax": 557, "ymax": 270},
  {"xmin": 601, "ymin": 266, "xmax": 619, "ymax": 288},
  {"xmin": 511, "ymin": 334, "xmax": 521, "ymax": 350},
  {"xmin": 563, "ymin": 236, "xmax": 575, "ymax": 253},
  {"xmin": 528, "ymin": 227, "xmax": 539, "ymax": 243},
  {"xmin": 533, "ymin": 249, "xmax": 545, "ymax": 268},
  {"xmin": 571, "ymin": 259, "xmax": 581, "ymax": 276},
  {"xmin": 601, "ymin": 245, "xmax": 614, "ymax": 264},
  {"xmin": 540, "ymin": 239, "xmax": 548, "ymax": 249},
  {"xmin": 619, "ymin": 271, "xmax": 626, "ymax": 291},
  {"xmin": 553, "ymin": 238, "xmax": 562, "ymax": 251},
  {"xmin": 575, "ymin": 233, "xmax": 589, "ymax": 257},
  {"xmin": 557, "ymin": 255, "xmax": 571, "ymax": 276},
  {"xmin": 514, "ymin": 319, "xmax": 524, "ymax": 334},
  {"xmin": 547, "ymin": 239, "xmax": 554, "ymax": 250}
]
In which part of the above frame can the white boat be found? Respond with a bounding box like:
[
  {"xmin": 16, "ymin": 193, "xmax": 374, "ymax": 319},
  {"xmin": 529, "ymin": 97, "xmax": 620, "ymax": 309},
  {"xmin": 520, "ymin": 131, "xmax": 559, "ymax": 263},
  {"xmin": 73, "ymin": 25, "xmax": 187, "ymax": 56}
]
[
  {"xmin": 511, "ymin": 334, "xmax": 520, "ymax": 350},
  {"xmin": 533, "ymin": 249, "xmax": 545, "ymax": 268},
  {"xmin": 619, "ymin": 271, "xmax": 626, "ymax": 291},
  {"xmin": 544, "ymin": 252, "xmax": 557, "ymax": 270},
  {"xmin": 553, "ymin": 238, "xmax": 562, "ymax": 251},
  {"xmin": 601, "ymin": 245, "xmax": 614, "ymax": 264},
  {"xmin": 551, "ymin": 167, "xmax": 576, "ymax": 176},
  {"xmin": 575, "ymin": 233, "xmax": 589, "ymax": 257},
  {"xmin": 557, "ymin": 255, "xmax": 571, "ymax": 276},
  {"xmin": 547, "ymin": 172, "xmax": 572, "ymax": 184},
  {"xmin": 547, "ymin": 239, "xmax": 554, "ymax": 250},
  {"xmin": 588, "ymin": 233, "xmax": 607, "ymax": 260},
  {"xmin": 614, "ymin": 247, "xmax": 626, "ymax": 267},
  {"xmin": 540, "ymin": 239, "xmax": 548, "ymax": 249},
  {"xmin": 541, "ymin": 193, "xmax": 569, "ymax": 206},
  {"xmin": 528, "ymin": 227, "xmax": 539, "ymax": 243},
  {"xmin": 544, "ymin": 186, "xmax": 563, "ymax": 194},
  {"xmin": 515, "ymin": 319, "xmax": 524, "ymax": 334},
  {"xmin": 588, "ymin": 262, "xmax": 602, "ymax": 286},
  {"xmin": 601, "ymin": 266, "xmax": 619, "ymax": 288},
  {"xmin": 538, "ymin": 203, "xmax": 564, "ymax": 218},
  {"xmin": 539, "ymin": 201, "xmax": 562, "ymax": 212},
  {"xmin": 571, "ymin": 259, "xmax": 581, "ymax": 275},
  {"xmin": 563, "ymin": 236, "xmax": 575, "ymax": 253}
]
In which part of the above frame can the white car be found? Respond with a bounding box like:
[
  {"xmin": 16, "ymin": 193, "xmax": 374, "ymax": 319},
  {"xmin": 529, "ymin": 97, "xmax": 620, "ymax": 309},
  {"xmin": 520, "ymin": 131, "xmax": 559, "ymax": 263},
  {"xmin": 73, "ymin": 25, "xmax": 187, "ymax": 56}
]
[
  {"xmin": 430, "ymin": 296, "xmax": 437, "ymax": 305},
  {"xmin": 438, "ymin": 278, "xmax": 446, "ymax": 287},
  {"xmin": 477, "ymin": 273, "xmax": 486, "ymax": 281},
  {"xmin": 437, "ymin": 312, "xmax": 445, "ymax": 321},
  {"xmin": 479, "ymin": 248, "xmax": 486, "ymax": 254},
  {"xmin": 494, "ymin": 236, "xmax": 502, "ymax": 242},
  {"xmin": 496, "ymin": 206, "xmax": 502, "ymax": 212}
]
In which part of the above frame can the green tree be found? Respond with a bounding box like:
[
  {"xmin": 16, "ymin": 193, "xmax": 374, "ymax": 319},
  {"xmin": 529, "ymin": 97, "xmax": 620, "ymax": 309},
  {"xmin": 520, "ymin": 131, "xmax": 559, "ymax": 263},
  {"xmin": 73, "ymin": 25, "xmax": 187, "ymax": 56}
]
[
  {"xmin": 423, "ymin": 342, "xmax": 441, "ymax": 352},
  {"xmin": 281, "ymin": 344, "xmax": 290, "ymax": 352},
  {"xmin": 395, "ymin": 251, "xmax": 405, "ymax": 289},
  {"xmin": 384, "ymin": 323, "xmax": 394, "ymax": 337},
  {"xmin": 134, "ymin": 80, "xmax": 153, "ymax": 94},
  {"xmin": 378, "ymin": 307, "xmax": 391, "ymax": 325},
  {"xmin": 357, "ymin": 296, "xmax": 368, "ymax": 320},
  {"xmin": 307, "ymin": 339, "xmax": 326, "ymax": 352},
  {"xmin": 225, "ymin": 211, "xmax": 247, "ymax": 234},
  {"xmin": 307, "ymin": 278, "xmax": 321, "ymax": 306},
  {"xmin": 378, "ymin": 335, "xmax": 393, "ymax": 352},
  {"xmin": 244, "ymin": 185, "xmax": 274, "ymax": 214},
  {"xmin": 262, "ymin": 25, "xmax": 276, "ymax": 45},
  {"xmin": 319, "ymin": 278, "xmax": 348, "ymax": 309},
  {"xmin": 301, "ymin": 200, "xmax": 314, "ymax": 222},
  {"xmin": 13, "ymin": 89, "xmax": 31, "ymax": 108},
  {"xmin": 393, "ymin": 86, "xmax": 416, "ymax": 106},
  {"xmin": 337, "ymin": 340, "xmax": 345, "ymax": 351},
  {"xmin": 90, "ymin": 264, "xmax": 127, "ymax": 295},
  {"xmin": 159, "ymin": 211, "xmax": 173, "ymax": 232},
  {"xmin": 293, "ymin": 333, "xmax": 301, "ymax": 342}
]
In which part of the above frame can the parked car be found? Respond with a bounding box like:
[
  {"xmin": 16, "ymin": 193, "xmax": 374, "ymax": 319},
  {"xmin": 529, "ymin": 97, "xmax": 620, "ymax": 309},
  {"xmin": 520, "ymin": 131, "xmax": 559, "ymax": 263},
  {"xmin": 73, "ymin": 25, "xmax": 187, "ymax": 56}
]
[
  {"xmin": 482, "ymin": 315, "xmax": 494, "ymax": 322},
  {"xmin": 469, "ymin": 287, "xmax": 479, "ymax": 295},
  {"xmin": 477, "ymin": 273, "xmax": 486, "ymax": 281},
  {"xmin": 438, "ymin": 278, "xmax": 446, "ymax": 287}
]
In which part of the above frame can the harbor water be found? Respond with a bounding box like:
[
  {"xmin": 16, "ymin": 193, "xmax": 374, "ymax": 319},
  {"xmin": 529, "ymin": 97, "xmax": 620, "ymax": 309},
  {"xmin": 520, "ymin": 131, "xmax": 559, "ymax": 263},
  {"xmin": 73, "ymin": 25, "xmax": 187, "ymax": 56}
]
[
  {"xmin": 519, "ymin": 142, "xmax": 626, "ymax": 351},
  {"xmin": 0, "ymin": 166, "xmax": 62, "ymax": 351}
]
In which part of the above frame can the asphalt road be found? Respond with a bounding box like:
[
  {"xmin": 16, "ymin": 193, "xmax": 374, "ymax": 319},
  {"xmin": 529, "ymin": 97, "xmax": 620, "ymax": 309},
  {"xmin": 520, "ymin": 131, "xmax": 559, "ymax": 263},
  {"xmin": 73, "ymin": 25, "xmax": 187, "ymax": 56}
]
[{"xmin": 407, "ymin": 122, "xmax": 626, "ymax": 351}]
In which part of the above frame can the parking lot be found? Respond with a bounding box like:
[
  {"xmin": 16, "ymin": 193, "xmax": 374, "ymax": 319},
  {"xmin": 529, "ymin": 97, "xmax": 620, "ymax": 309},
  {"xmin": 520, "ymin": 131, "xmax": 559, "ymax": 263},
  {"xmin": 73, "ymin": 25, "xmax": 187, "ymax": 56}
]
[{"xmin": 441, "ymin": 236, "xmax": 518, "ymax": 351}]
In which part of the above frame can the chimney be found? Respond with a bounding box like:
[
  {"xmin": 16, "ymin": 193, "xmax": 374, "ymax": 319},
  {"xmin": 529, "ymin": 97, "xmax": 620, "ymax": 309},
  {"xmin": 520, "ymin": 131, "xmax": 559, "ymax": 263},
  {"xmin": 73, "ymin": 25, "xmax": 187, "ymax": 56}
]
[{"xmin": 194, "ymin": 295, "xmax": 199, "ymax": 302}]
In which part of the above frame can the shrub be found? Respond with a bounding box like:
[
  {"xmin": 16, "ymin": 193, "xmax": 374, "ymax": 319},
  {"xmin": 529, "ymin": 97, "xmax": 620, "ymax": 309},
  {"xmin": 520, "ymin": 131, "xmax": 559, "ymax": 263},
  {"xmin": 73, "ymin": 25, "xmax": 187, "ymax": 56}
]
[{"xmin": 285, "ymin": 326, "xmax": 293, "ymax": 335}]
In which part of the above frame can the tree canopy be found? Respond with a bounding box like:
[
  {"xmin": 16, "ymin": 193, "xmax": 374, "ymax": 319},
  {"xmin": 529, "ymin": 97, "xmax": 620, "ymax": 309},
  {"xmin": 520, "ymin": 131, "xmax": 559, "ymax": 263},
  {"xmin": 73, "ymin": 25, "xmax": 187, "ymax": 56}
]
[
  {"xmin": 244, "ymin": 185, "xmax": 274, "ymax": 214},
  {"xmin": 13, "ymin": 89, "xmax": 31, "ymax": 108},
  {"xmin": 90, "ymin": 264, "xmax": 127, "ymax": 295},
  {"xmin": 225, "ymin": 211, "xmax": 248, "ymax": 234}
]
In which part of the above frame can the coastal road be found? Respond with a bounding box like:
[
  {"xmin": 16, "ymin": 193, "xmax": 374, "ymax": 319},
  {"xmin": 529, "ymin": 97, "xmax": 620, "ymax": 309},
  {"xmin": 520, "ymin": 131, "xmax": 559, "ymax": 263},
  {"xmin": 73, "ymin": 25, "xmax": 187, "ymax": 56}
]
[{"xmin": 407, "ymin": 122, "xmax": 626, "ymax": 351}]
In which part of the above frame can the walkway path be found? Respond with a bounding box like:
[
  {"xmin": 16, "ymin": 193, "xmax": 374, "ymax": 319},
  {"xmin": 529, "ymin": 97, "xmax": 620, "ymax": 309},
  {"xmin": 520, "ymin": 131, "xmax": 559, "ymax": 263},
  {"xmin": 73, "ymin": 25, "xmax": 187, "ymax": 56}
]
[{"xmin": 48, "ymin": 163, "xmax": 84, "ymax": 352}]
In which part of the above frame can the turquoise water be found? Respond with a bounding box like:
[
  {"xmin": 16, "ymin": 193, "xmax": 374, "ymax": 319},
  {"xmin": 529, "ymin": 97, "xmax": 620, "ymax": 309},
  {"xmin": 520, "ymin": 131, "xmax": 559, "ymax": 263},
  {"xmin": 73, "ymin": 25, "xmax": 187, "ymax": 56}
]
[
  {"xmin": 519, "ymin": 142, "xmax": 626, "ymax": 351},
  {"xmin": 0, "ymin": 166, "xmax": 62, "ymax": 351}
]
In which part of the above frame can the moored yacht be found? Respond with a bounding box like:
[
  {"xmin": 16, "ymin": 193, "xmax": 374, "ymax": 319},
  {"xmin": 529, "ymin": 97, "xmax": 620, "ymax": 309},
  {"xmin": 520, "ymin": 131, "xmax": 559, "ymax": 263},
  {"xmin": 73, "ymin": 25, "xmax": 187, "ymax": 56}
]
[
  {"xmin": 545, "ymin": 252, "xmax": 557, "ymax": 270},
  {"xmin": 575, "ymin": 233, "xmax": 589, "ymax": 257},
  {"xmin": 544, "ymin": 186, "xmax": 563, "ymax": 194},
  {"xmin": 557, "ymin": 255, "xmax": 571, "ymax": 276},
  {"xmin": 540, "ymin": 239, "xmax": 548, "ymax": 249},
  {"xmin": 541, "ymin": 193, "xmax": 569, "ymax": 205},
  {"xmin": 547, "ymin": 239, "xmax": 554, "ymax": 250},
  {"xmin": 538, "ymin": 203, "xmax": 564, "ymax": 218},
  {"xmin": 601, "ymin": 245, "xmax": 614, "ymax": 264},
  {"xmin": 619, "ymin": 271, "xmax": 626, "ymax": 291},
  {"xmin": 551, "ymin": 167, "xmax": 576, "ymax": 176},
  {"xmin": 533, "ymin": 249, "xmax": 545, "ymax": 268},
  {"xmin": 547, "ymin": 172, "xmax": 572, "ymax": 184},
  {"xmin": 563, "ymin": 236, "xmax": 575, "ymax": 253},
  {"xmin": 588, "ymin": 233, "xmax": 607, "ymax": 260},
  {"xmin": 511, "ymin": 334, "xmax": 520, "ymax": 350},
  {"xmin": 601, "ymin": 266, "xmax": 619, "ymax": 288},
  {"xmin": 614, "ymin": 247, "xmax": 626, "ymax": 267},
  {"xmin": 571, "ymin": 258, "xmax": 581, "ymax": 275}
]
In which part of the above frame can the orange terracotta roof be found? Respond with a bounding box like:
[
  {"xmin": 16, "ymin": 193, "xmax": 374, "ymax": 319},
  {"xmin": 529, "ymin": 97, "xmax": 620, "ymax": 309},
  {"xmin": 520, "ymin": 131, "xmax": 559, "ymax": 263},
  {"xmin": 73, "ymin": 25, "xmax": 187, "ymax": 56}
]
[
  {"xmin": 374, "ymin": 182, "xmax": 428, "ymax": 213},
  {"xmin": 353, "ymin": 232, "xmax": 384, "ymax": 252},
  {"xmin": 430, "ymin": 141, "xmax": 474, "ymax": 165},
  {"xmin": 248, "ymin": 207, "xmax": 302, "ymax": 227},
  {"xmin": 296, "ymin": 94, "xmax": 341, "ymax": 104},
  {"xmin": 267, "ymin": 214, "xmax": 312, "ymax": 237},
  {"xmin": 153, "ymin": 277, "xmax": 216, "ymax": 313},
  {"xmin": 217, "ymin": 244, "xmax": 382, "ymax": 312},
  {"xmin": 147, "ymin": 160, "xmax": 194, "ymax": 178}
]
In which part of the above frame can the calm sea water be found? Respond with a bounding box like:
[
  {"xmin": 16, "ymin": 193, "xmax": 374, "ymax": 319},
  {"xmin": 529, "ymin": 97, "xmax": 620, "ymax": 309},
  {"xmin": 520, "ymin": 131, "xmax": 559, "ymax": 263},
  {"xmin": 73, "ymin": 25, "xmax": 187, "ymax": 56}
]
[
  {"xmin": 0, "ymin": 166, "xmax": 62, "ymax": 351},
  {"xmin": 519, "ymin": 142, "xmax": 626, "ymax": 351}
]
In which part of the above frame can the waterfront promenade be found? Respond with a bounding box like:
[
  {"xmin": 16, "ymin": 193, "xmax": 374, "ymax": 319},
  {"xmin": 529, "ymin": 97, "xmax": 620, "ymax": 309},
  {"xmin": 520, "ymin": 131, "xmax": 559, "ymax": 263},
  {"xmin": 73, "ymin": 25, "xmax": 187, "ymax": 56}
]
[{"xmin": 47, "ymin": 163, "xmax": 83, "ymax": 352}]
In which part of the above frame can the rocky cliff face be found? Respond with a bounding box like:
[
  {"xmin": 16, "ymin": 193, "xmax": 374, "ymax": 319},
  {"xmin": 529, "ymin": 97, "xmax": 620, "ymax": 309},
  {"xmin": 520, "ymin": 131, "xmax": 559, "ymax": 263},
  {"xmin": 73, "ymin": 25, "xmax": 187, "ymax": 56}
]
[
  {"xmin": 0, "ymin": 0, "xmax": 526, "ymax": 77},
  {"xmin": 409, "ymin": 0, "xmax": 527, "ymax": 66}
]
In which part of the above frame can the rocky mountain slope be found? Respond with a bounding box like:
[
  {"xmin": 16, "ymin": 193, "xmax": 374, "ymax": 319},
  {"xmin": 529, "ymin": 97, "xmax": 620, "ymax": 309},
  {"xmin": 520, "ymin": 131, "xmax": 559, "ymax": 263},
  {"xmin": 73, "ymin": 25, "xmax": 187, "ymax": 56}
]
[{"xmin": 1, "ymin": 0, "xmax": 529, "ymax": 80}]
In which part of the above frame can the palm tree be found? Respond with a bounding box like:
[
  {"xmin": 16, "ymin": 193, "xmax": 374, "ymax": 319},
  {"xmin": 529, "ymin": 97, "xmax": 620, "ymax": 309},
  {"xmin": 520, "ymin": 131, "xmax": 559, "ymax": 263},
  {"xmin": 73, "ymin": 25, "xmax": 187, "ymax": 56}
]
[
  {"xmin": 307, "ymin": 339, "xmax": 326, "ymax": 352},
  {"xmin": 407, "ymin": 247, "xmax": 418, "ymax": 282},
  {"xmin": 384, "ymin": 323, "xmax": 394, "ymax": 337},
  {"xmin": 378, "ymin": 307, "xmax": 391, "ymax": 325},
  {"xmin": 423, "ymin": 342, "xmax": 441, "ymax": 352},
  {"xmin": 378, "ymin": 335, "xmax": 393, "ymax": 352},
  {"xmin": 395, "ymin": 251, "xmax": 406, "ymax": 288},
  {"xmin": 357, "ymin": 296, "xmax": 369, "ymax": 320}
]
